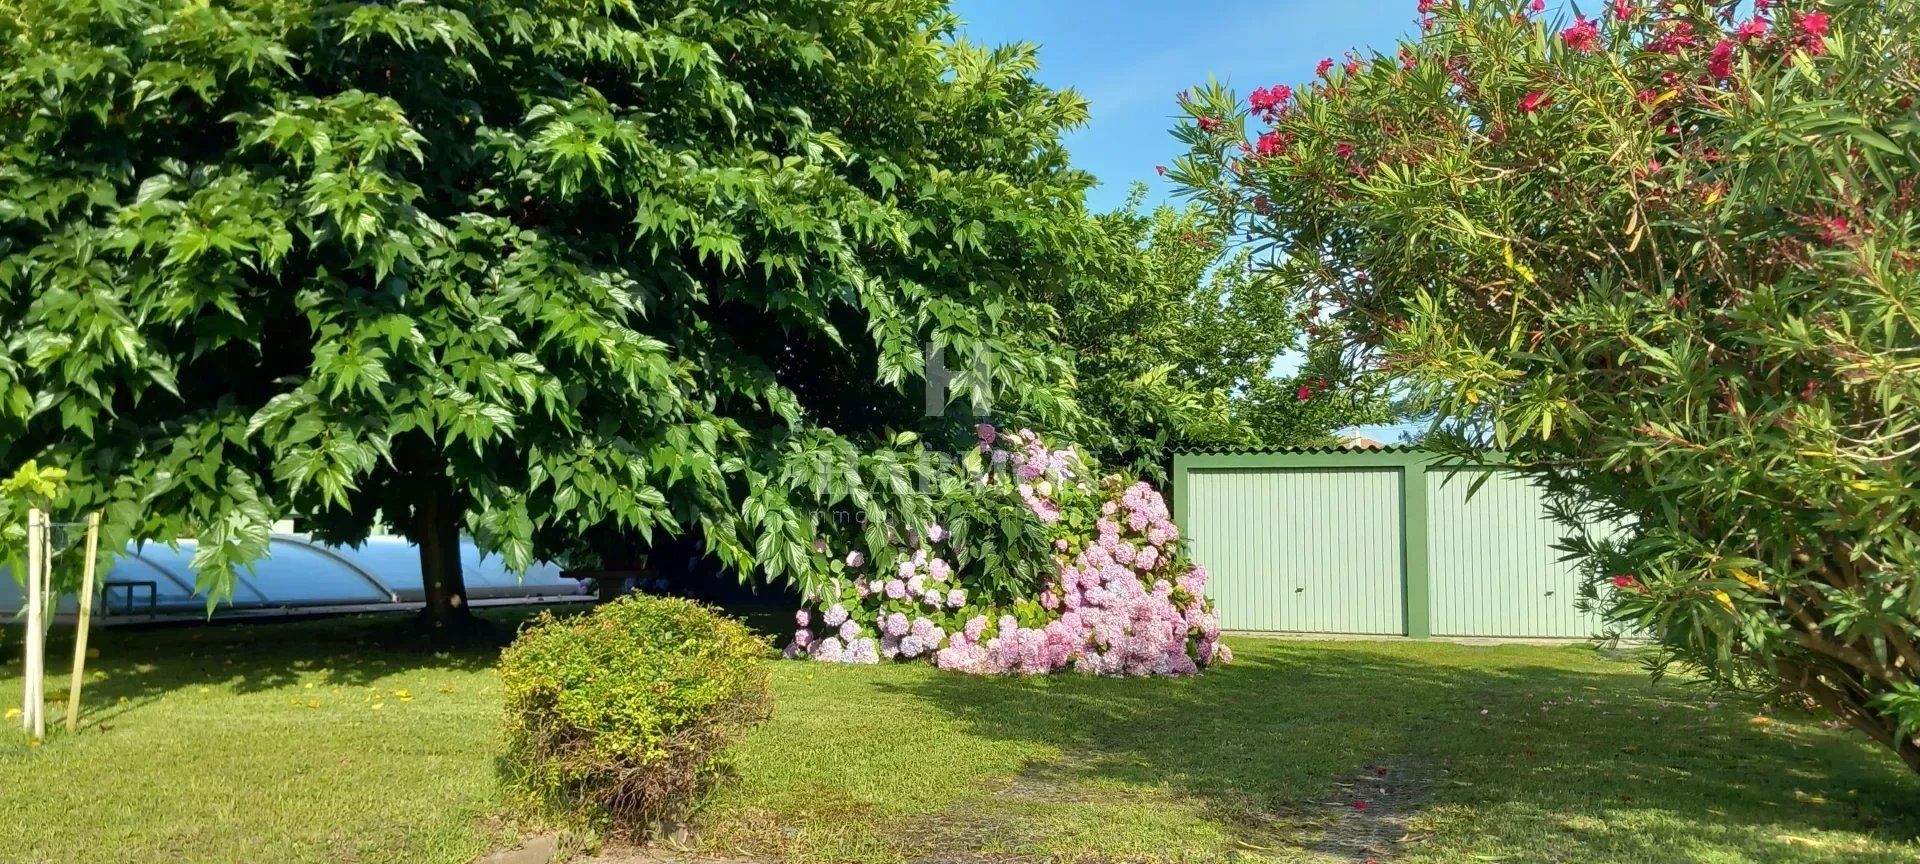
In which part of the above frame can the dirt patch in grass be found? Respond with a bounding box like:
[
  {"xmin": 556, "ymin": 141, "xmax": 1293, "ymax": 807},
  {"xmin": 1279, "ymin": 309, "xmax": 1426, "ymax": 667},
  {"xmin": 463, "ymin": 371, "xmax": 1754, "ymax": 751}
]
[
  {"xmin": 893, "ymin": 756, "xmax": 1101, "ymax": 863},
  {"xmin": 1267, "ymin": 760, "xmax": 1432, "ymax": 863}
]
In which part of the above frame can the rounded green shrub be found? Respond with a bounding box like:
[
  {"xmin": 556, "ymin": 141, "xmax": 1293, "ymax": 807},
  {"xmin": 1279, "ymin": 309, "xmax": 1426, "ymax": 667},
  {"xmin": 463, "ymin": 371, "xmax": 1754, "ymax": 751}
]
[{"xmin": 499, "ymin": 596, "xmax": 771, "ymax": 832}]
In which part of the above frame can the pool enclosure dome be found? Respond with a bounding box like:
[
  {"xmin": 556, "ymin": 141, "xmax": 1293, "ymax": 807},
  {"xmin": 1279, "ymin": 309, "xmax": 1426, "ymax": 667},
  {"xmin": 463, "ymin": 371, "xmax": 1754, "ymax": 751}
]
[{"xmin": 2, "ymin": 533, "xmax": 589, "ymax": 621}]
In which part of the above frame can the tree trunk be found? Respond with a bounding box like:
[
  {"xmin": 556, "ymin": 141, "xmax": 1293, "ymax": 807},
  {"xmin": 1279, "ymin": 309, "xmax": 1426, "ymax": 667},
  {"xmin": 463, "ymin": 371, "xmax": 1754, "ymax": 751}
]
[
  {"xmin": 411, "ymin": 446, "xmax": 471, "ymax": 633},
  {"xmin": 1897, "ymin": 736, "xmax": 1920, "ymax": 775}
]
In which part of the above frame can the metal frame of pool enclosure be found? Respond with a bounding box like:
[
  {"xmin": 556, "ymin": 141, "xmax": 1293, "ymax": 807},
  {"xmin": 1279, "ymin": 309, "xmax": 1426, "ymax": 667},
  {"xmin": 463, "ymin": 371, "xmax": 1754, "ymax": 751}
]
[
  {"xmin": 1, "ymin": 532, "xmax": 592, "ymax": 624},
  {"xmin": 1173, "ymin": 446, "xmax": 1605, "ymax": 640}
]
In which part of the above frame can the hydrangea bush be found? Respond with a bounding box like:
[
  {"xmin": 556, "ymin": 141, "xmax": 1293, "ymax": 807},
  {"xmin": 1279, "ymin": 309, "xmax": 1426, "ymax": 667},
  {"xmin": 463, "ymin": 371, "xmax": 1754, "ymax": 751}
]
[{"xmin": 785, "ymin": 426, "xmax": 1229, "ymax": 675}]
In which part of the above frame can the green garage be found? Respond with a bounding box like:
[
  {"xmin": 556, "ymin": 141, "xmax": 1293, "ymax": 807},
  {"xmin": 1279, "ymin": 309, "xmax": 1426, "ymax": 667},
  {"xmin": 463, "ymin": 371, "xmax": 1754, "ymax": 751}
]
[{"xmin": 1173, "ymin": 446, "xmax": 1606, "ymax": 639}]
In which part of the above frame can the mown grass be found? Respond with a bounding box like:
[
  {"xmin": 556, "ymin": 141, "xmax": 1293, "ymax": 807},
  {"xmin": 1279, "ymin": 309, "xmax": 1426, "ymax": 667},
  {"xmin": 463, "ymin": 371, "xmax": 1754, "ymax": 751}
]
[{"xmin": 2, "ymin": 608, "xmax": 1917, "ymax": 863}]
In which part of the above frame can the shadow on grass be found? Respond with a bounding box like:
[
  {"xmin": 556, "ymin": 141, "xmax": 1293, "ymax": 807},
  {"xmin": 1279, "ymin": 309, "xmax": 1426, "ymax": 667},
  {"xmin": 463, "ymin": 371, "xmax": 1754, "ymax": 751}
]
[
  {"xmin": 3, "ymin": 607, "xmax": 552, "ymax": 730},
  {"xmin": 877, "ymin": 640, "xmax": 1920, "ymax": 862}
]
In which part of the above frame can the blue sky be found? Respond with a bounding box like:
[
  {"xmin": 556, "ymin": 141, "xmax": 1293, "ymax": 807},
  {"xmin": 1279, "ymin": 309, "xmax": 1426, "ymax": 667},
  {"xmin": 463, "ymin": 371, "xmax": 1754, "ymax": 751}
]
[
  {"xmin": 954, "ymin": 1, "xmax": 1430, "ymax": 441},
  {"xmin": 953, "ymin": 0, "xmax": 1422, "ymax": 212}
]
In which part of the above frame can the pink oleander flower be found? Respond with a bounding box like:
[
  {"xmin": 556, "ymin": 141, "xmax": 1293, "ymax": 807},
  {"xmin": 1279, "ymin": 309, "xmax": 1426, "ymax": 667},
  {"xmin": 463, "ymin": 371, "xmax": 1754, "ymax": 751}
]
[
  {"xmin": 1316, "ymin": 57, "xmax": 1334, "ymax": 77},
  {"xmin": 1519, "ymin": 90, "xmax": 1552, "ymax": 113},
  {"xmin": 1798, "ymin": 10, "xmax": 1829, "ymax": 40},
  {"xmin": 1561, "ymin": 15, "xmax": 1600, "ymax": 52},
  {"xmin": 1707, "ymin": 39, "xmax": 1736, "ymax": 80},
  {"xmin": 1248, "ymin": 84, "xmax": 1292, "ymax": 117},
  {"xmin": 1648, "ymin": 20, "xmax": 1696, "ymax": 55}
]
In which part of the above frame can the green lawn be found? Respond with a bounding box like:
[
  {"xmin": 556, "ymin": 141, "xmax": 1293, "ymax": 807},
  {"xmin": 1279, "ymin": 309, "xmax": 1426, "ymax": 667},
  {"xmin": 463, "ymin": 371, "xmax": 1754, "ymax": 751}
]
[{"xmin": 3, "ymin": 609, "xmax": 1917, "ymax": 863}]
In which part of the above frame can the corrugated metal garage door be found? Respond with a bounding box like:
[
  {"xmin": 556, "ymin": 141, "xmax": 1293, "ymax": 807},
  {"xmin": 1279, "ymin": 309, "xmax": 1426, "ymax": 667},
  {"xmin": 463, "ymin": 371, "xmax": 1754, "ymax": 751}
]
[
  {"xmin": 1186, "ymin": 468, "xmax": 1405, "ymax": 635},
  {"xmin": 1425, "ymin": 470, "xmax": 1601, "ymax": 638}
]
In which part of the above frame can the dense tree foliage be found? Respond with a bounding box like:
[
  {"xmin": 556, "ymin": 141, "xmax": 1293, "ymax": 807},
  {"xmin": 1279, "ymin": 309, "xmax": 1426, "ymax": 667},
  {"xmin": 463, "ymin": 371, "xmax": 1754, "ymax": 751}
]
[
  {"xmin": 0, "ymin": 0, "xmax": 1097, "ymax": 626},
  {"xmin": 1176, "ymin": 0, "xmax": 1920, "ymax": 770},
  {"xmin": 1059, "ymin": 190, "xmax": 1392, "ymax": 478}
]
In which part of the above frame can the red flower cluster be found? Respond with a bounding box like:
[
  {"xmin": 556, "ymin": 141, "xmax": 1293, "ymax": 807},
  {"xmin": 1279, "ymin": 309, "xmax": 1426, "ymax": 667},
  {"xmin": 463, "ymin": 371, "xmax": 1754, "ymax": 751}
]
[
  {"xmin": 1648, "ymin": 20, "xmax": 1698, "ymax": 56},
  {"xmin": 1707, "ymin": 39, "xmax": 1737, "ymax": 80},
  {"xmin": 1249, "ymin": 84, "xmax": 1293, "ymax": 119},
  {"xmin": 1612, "ymin": 0, "xmax": 1633, "ymax": 23},
  {"xmin": 1611, "ymin": 574, "xmax": 1644, "ymax": 592},
  {"xmin": 1734, "ymin": 17, "xmax": 1769, "ymax": 42},
  {"xmin": 1519, "ymin": 90, "xmax": 1552, "ymax": 113},
  {"xmin": 1561, "ymin": 15, "xmax": 1601, "ymax": 53},
  {"xmin": 1196, "ymin": 115, "xmax": 1223, "ymax": 133},
  {"xmin": 1815, "ymin": 214, "xmax": 1852, "ymax": 246},
  {"xmin": 1254, "ymin": 130, "xmax": 1292, "ymax": 158},
  {"xmin": 1799, "ymin": 11, "xmax": 1831, "ymax": 40},
  {"xmin": 1317, "ymin": 58, "xmax": 1335, "ymax": 77},
  {"xmin": 1795, "ymin": 10, "xmax": 1831, "ymax": 55}
]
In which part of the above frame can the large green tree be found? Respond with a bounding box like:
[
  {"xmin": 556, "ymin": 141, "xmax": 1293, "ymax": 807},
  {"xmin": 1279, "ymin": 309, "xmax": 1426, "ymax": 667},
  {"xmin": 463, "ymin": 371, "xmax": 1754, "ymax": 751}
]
[
  {"xmin": 0, "ymin": 0, "xmax": 1094, "ymax": 628},
  {"xmin": 1059, "ymin": 189, "xmax": 1393, "ymax": 478},
  {"xmin": 1176, "ymin": 0, "xmax": 1920, "ymax": 770}
]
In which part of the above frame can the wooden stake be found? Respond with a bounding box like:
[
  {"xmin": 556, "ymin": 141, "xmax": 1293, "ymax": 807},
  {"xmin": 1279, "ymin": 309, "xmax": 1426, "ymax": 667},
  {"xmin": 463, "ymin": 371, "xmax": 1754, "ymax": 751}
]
[
  {"xmin": 65, "ymin": 512, "xmax": 100, "ymax": 733},
  {"xmin": 37, "ymin": 517, "xmax": 51, "ymax": 740},
  {"xmin": 23, "ymin": 508, "xmax": 43, "ymax": 736}
]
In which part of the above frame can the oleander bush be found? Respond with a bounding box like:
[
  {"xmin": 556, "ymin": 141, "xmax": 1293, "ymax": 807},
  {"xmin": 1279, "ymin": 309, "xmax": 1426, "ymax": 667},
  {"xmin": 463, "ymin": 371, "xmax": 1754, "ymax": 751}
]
[
  {"xmin": 785, "ymin": 425, "xmax": 1230, "ymax": 676},
  {"xmin": 1172, "ymin": 0, "xmax": 1920, "ymax": 771},
  {"xmin": 499, "ymin": 596, "xmax": 770, "ymax": 833}
]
